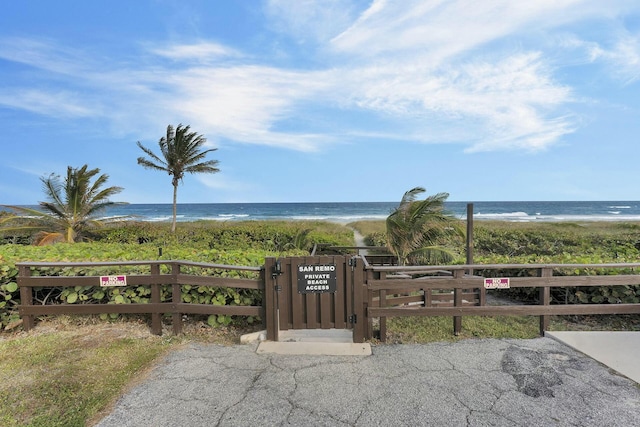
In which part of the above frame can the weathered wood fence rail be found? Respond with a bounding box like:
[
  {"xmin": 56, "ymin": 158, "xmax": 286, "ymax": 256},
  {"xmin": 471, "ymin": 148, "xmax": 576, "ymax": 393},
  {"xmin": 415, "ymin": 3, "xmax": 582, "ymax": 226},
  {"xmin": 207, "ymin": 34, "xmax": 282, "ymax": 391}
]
[
  {"xmin": 17, "ymin": 260, "xmax": 264, "ymax": 335},
  {"xmin": 363, "ymin": 261, "xmax": 640, "ymax": 342},
  {"xmin": 15, "ymin": 258, "xmax": 640, "ymax": 340}
]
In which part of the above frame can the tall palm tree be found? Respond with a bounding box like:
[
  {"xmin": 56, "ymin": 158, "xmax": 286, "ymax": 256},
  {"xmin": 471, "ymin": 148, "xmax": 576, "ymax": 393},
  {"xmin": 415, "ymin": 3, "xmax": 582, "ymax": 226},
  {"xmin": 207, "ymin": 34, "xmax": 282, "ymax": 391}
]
[
  {"xmin": 137, "ymin": 124, "xmax": 220, "ymax": 233},
  {"xmin": 386, "ymin": 187, "xmax": 464, "ymax": 266},
  {"xmin": 2, "ymin": 165, "xmax": 126, "ymax": 244}
]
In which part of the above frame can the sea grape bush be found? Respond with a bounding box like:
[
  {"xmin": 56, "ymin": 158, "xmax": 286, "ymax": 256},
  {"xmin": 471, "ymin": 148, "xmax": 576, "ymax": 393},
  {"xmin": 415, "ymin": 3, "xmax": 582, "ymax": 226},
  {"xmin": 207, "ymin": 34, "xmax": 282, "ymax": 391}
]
[
  {"xmin": 354, "ymin": 220, "xmax": 640, "ymax": 305},
  {"xmin": 93, "ymin": 220, "xmax": 352, "ymax": 251},
  {"xmin": 4, "ymin": 220, "xmax": 640, "ymax": 331},
  {"xmin": 0, "ymin": 219, "xmax": 354, "ymax": 330},
  {"xmin": 0, "ymin": 256, "xmax": 19, "ymax": 328}
]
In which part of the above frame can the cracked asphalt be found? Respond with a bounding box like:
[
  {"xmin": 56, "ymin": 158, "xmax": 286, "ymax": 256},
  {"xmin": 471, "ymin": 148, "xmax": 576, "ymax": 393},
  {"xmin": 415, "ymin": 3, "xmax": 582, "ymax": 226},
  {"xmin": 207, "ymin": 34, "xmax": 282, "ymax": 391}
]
[{"xmin": 95, "ymin": 337, "xmax": 640, "ymax": 426}]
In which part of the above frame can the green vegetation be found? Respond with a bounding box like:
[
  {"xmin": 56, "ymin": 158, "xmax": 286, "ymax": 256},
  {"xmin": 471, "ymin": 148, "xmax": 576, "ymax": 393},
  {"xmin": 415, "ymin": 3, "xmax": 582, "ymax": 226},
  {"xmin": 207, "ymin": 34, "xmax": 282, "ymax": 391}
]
[
  {"xmin": 2, "ymin": 219, "xmax": 640, "ymax": 426},
  {"xmin": 0, "ymin": 320, "xmax": 202, "ymax": 427},
  {"xmin": 353, "ymin": 219, "xmax": 640, "ymax": 305},
  {"xmin": 0, "ymin": 220, "xmax": 353, "ymax": 329},
  {"xmin": 1, "ymin": 165, "xmax": 125, "ymax": 244},
  {"xmin": 386, "ymin": 316, "xmax": 542, "ymax": 343},
  {"xmin": 385, "ymin": 187, "xmax": 463, "ymax": 265},
  {"xmin": 137, "ymin": 124, "xmax": 220, "ymax": 233}
]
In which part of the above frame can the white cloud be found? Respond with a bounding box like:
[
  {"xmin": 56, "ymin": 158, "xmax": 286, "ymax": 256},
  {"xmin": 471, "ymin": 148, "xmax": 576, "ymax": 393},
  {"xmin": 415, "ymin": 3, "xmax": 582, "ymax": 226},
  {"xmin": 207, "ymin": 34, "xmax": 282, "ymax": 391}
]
[
  {"xmin": 0, "ymin": 89, "xmax": 93, "ymax": 118},
  {"xmin": 606, "ymin": 35, "xmax": 640, "ymax": 84},
  {"xmin": 149, "ymin": 42, "xmax": 241, "ymax": 62},
  {"xmin": 1, "ymin": 0, "xmax": 638, "ymax": 156},
  {"xmin": 330, "ymin": 0, "xmax": 587, "ymax": 60},
  {"xmin": 333, "ymin": 52, "xmax": 573, "ymax": 151},
  {"xmin": 264, "ymin": 0, "xmax": 365, "ymax": 44},
  {"xmin": 558, "ymin": 31, "xmax": 640, "ymax": 84}
]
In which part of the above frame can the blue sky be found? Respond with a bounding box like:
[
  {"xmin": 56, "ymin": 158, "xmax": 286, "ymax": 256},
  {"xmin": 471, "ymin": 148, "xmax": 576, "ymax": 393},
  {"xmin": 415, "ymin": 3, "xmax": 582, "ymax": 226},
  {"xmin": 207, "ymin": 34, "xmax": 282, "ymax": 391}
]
[{"xmin": 1, "ymin": 0, "xmax": 639, "ymax": 205}]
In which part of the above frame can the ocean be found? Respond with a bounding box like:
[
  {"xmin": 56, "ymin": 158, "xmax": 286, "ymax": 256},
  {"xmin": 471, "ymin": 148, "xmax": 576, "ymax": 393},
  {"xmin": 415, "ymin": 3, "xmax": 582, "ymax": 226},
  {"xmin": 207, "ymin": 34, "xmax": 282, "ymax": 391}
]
[{"xmin": 97, "ymin": 201, "xmax": 640, "ymax": 223}]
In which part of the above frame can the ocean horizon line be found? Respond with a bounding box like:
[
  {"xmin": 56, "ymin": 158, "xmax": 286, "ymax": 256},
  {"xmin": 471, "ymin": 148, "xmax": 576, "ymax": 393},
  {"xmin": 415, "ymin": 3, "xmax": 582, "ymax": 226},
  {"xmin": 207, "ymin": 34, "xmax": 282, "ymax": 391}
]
[{"xmin": 5, "ymin": 201, "xmax": 640, "ymax": 224}]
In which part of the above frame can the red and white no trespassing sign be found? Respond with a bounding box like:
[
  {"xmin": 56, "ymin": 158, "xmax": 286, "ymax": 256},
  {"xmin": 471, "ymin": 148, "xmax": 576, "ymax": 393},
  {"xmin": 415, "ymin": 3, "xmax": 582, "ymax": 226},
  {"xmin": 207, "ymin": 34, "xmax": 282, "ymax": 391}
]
[
  {"xmin": 100, "ymin": 275, "xmax": 127, "ymax": 287},
  {"xmin": 484, "ymin": 278, "xmax": 510, "ymax": 289}
]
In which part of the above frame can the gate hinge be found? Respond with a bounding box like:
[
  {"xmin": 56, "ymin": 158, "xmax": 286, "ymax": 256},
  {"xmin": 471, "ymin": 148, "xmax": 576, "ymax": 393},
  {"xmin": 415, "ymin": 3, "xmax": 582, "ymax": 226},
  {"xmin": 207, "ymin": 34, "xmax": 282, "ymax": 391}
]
[
  {"xmin": 348, "ymin": 314, "xmax": 357, "ymax": 324},
  {"xmin": 349, "ymin": 257, "xmax": 357, "ymax": 270}
]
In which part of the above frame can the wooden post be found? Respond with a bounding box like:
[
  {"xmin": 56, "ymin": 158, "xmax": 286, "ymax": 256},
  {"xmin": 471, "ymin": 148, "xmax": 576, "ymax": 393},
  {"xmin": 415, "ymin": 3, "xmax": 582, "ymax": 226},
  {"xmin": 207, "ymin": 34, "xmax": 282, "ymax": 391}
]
[
  {"xmin": 539, "ymin": 268, "xmax": 552, "ymax": 335},
  {"xmin": 171, "ymin": 263, "xmax": 182, "ymax": 335},
  {"xmin": 352, "ymin": 257, "xmax": 365, "ymax": 343},
  {"xmin": 263, "ymin": 257, "xmax": 279, "ymax": 341},
  {"xmin": 379, "ymin": 289, "xmax": 387, "ymax": 342},
  {"xmin": 150, "ymin": 263, "xmax": 162, "ymax": 336},
  {"xmin": 18, "ymin": 265, "xmax": 34, "ymax": 331},
  {"xmin": 466, "ymin": 203, "xmax": 474, "ymax": 268},
  {"xmin": 378, "ymin": 271, "xmax": 387, "ymax": 340},
  {"xmin": 365, "ymin": 269, "xmax": 376, "ymax": 340},
  {"xmin": 453, "ymin": 269, "xmax": 463, "ymax": 335}
]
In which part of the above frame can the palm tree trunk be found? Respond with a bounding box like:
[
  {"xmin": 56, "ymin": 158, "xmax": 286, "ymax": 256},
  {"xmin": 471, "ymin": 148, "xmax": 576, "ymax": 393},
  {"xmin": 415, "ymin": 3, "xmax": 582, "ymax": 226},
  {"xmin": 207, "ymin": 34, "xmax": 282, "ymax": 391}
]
[{"xmin": 171, "ymin": 183, "xmax": 178, "ymax": 234}]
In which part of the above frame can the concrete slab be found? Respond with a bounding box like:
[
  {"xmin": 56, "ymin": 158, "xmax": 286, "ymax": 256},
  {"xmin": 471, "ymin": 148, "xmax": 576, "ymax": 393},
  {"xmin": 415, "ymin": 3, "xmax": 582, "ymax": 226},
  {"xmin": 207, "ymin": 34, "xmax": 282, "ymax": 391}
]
[
  {"xmin": 545, "ymin": 331, "xmax": 640, "ymax": 384},
  {"xmin": 277, "ymin": 328, "xmax": 354, "ymax": 343},
  {"xmin": 255, "ymin": 328, "xmax": 371, "ymax": 355},
  {"xmin": 97, "ymin": 338, "xmax": 640, "ymax": 427},
  {"xmin": 256, "ymin": 341, "xmax": 372, "ymax": 356}
]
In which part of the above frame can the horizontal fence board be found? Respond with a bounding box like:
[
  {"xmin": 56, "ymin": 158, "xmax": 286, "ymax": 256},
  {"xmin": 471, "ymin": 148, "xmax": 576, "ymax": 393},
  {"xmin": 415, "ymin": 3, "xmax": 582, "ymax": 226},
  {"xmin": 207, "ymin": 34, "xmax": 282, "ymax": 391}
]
[
  {"xmin": 19, "ymin": 303, "xmax": 169, "ymax": 315},
  {"xmin": 174, "ymin": 303, "xmax": 262, "ymax": 316},
  {"xmin": 16, "ymin": 260, "xmax": 262, "ymax": 271},
  {"xmin": 18, "ymin": 275, "xmax": 173, "ymax": 287},
  {"xmin": 368, "ymin": 303, "xmax": 640, "ymax": 317},
  {"xmin": 176, "ymin": 274, "xmax": 263, "ymax": 290},
  {"xmin": 366, "ymin": 262, "xmax": 640, "ymax": 273},
  {"xmin": 174, "ymin": 260, "xmax": 262, "ymax": 272},
  {"xmin": 19, "ymin": 303, "xmax": 263, "ymax": 317},
  {"xmin": 367, "ymin": 274, "xmax": 640, "ymax": 291}
]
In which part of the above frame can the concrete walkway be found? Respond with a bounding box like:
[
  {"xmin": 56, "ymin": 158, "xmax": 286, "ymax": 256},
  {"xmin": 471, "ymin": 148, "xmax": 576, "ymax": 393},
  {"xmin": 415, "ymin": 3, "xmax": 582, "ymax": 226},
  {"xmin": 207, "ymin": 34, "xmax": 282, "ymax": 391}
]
[
  {"xmin": 96, "ymin": 336, "xmax": 640, "ymax": 427},
  {"xmin": 546, "ymin": 330, "xmax": 640, "ymax": 384}
]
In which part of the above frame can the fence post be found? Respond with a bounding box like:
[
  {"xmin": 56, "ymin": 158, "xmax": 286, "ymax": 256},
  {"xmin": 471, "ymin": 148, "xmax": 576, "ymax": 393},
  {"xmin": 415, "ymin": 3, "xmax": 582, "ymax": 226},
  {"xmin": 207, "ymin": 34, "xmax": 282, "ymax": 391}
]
[
  {"xmin": 453, "ymin": 269, "xmax": 463, "ymax": 335},
  {"xmin": 379, "ymin": 288, "xmax": 387, "ymax": 342},
  {"xmin": 263, "ymin": 257, "xmax": 279, "ymax": 341},
  {"xmin": 352, "ymin": 256, "xmax": 366, "ymax": 343},
  {"xmin": 150, "ymin": 263, "xmax": 162, "ymax": 336},
  {"xmin": 539, "ymin": 267, "xmax": 552, "ymax": 335},
  {"xmin": 18, "ymin": 265, "xmax": 34, "ymax": 331},
  {"xmin": 171, "ymin": 262, "xmax": 182, "ymax": 334},
  {"xmin": 365, "ymin": 268, "xmax": 376, "ymax": 340}
]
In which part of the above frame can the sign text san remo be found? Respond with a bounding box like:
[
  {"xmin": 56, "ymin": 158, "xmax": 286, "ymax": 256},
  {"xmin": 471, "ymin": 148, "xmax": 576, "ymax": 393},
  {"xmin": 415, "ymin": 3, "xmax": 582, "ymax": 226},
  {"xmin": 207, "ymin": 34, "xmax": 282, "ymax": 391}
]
[{"xmin": 297, "ymin": 264, "xmax": 338, "ymax": 293}]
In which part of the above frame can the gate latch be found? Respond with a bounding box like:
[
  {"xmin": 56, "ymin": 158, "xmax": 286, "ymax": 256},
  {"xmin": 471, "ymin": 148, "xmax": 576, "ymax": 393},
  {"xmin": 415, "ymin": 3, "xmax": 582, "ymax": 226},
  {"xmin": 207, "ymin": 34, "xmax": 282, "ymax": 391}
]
[
  {"xmin": 348, "ymin": 314, "xmax": 357, "ymax": 324},
  {"xmin": 272, "ymin": 260, "xmax": 282, "ymax": 291}
]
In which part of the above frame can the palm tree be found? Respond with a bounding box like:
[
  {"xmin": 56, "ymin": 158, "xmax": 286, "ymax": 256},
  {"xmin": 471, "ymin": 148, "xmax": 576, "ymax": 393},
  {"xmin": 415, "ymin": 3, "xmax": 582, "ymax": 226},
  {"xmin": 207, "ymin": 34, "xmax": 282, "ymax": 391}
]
[
  {"xmin": 2, "ymin": 165, "xmax": 126, "ymax": 244},
  {"xmin": 386, "ymin": 187, "xmax": 464, "ymax": 266},
  {"xmin": 137, "ymin": 124, "xmax": 220, "ymax": 233}
]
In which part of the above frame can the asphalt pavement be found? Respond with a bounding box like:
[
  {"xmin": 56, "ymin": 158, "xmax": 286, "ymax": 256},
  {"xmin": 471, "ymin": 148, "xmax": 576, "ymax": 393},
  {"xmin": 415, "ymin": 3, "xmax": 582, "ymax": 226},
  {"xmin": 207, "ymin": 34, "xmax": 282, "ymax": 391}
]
[{"xmin": 95, "ymin": 335, "xmax": 640, "ymax": 426}]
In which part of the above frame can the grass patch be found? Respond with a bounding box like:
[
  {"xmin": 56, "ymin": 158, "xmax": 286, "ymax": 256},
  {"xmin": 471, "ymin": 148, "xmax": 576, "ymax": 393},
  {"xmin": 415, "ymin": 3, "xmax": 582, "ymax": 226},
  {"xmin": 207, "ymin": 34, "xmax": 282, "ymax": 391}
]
[
  {"xmin": 384, "ymin": 313, "xmax": 640, "ymax": 344},
  {"xmin": 0, "ymin": 316, "xmax": 246, "ymax": 427},
  {"xmin": 385, "ymin": 315, "xmax": 542, "ymax": 343}
]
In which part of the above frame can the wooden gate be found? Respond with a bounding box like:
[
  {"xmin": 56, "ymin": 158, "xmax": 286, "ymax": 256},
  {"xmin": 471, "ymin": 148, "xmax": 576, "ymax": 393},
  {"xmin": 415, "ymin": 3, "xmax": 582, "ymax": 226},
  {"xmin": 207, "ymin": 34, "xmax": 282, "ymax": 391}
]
[{"xmin": 264, "ymin": 256, "xmax": 365, "ymax": 343}]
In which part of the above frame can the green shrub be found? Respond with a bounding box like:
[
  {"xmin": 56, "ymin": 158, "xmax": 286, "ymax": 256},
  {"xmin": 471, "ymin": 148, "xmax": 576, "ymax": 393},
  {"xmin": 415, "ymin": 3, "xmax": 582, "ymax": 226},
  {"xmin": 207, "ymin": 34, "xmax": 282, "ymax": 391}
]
[
  {"xmin": 354, "ymin": 220, "xmax": 640, "ymax": 305},
  {"xmin": 0, "ymin": 221, "xmax": 355, "ymax": 330}
]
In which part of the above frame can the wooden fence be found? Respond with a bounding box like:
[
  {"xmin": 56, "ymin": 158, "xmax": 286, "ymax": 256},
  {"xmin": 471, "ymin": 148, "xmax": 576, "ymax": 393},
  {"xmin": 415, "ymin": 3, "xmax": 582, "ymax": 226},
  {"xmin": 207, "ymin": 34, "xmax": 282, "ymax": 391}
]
[
  {"xmin": 363, "ymin": 261, "xmax": 640, "ymax": 341},
  {"xmin": 17, "ymin": 260, "xmax": 264, "ymax": 335},
  {"xmin": 14, "ymin": 258, "xmax": 640, "ymax": 340}
]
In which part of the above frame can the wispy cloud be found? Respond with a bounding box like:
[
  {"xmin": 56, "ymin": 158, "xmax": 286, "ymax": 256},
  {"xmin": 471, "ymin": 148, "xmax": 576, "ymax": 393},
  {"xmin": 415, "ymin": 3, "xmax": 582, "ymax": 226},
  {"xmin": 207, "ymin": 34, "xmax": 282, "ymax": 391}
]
[
  {"xmin": 593, "ymin": 34, "xmax": 640, "ymax": 84},
  {"xmin": 264, "ymin": 0, "xmax": 365, "ymax": 44},
  {"xmin": 0, "ymin": 89, "xmax": 93, "ymax": 118},
  {"xmin": 149, "ymin": 42, "xmax": 242, "ymax": 62},
  {"xmin": 0, "ymin": 0, "xmax": 637, "ymax": 155}
]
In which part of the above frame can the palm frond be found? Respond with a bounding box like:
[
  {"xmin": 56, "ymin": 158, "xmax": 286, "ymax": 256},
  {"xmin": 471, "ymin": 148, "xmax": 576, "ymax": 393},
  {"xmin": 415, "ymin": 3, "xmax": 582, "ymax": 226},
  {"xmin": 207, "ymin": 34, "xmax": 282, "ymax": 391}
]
[{"xmin": 386, "ymin": 187, "xmax": 463, "ymax": 265}]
